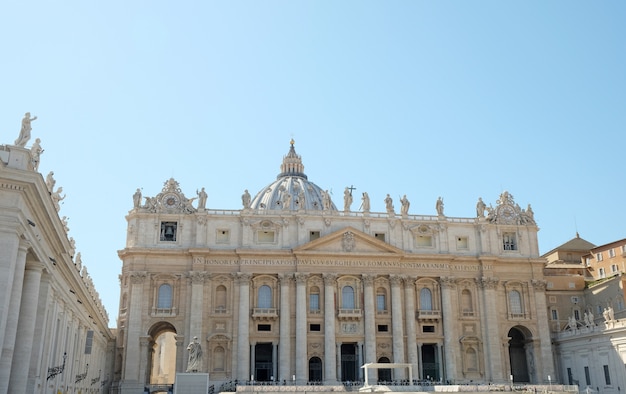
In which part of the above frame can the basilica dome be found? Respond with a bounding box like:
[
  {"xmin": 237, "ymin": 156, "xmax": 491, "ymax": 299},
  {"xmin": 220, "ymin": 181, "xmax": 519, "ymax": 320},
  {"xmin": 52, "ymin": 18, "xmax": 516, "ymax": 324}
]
[{"xmin": 249, "ymin": 141, "xmax": 337, "ymax": 212}]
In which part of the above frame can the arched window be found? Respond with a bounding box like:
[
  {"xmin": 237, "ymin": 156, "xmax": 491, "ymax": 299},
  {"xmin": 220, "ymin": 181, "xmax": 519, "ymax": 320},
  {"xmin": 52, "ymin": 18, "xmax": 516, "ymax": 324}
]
[
  {"xmin": 342, "ymin": 286, "xmax": 355, "ymax": 309},
  {"xmin": 376, "ymin": 288, "xmax": 387, "ymax": 312},
  {"xmin": 461, "ymin": 289, "xmax": 473, "ymax": 316},
  {"xmin": 509, "ymin": 290, "xmax": 522, "ymax": 315},
  {"xmin": 216, "ymin": 285, "xmax": 227, "ymax": 312},
  {"xmin": 258, "ymin": 285, "xmax": 272, "ymax": 308},
  {"xmin": 420, "ymin": 288, "xmax": 433, "ymax": 310},
  {"xmin": 157, "ymin": 284, "xmax": 172, "ymax": 309}
]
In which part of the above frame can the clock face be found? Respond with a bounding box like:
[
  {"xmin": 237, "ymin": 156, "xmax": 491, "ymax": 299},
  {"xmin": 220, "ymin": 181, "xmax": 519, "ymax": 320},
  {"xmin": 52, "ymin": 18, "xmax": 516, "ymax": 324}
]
[
  {"xmin": 500, "ymin": 205, "xmax": 515, "ymax": 222},
  {"xmin": 163, "ymin": 194, "xmax": 179, "ymax": 208}
]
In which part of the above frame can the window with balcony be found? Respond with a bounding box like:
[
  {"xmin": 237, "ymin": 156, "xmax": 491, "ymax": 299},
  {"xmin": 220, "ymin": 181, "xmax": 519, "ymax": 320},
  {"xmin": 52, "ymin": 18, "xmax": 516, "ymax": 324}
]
[
  {"xmin": 461, "ymin": 289, "xmax": 474, "ymax": 317},
  {"xmin": 342, "ymin": 286, "xmax": 355, "ymax": 309},
  {"xmin": 309, "ymin": 291, "xmax": 320, "ymax": 313},
  {"xmin": 376, "ymin": 288, "xmax": 387, "ymax": 313},
  {"xmin": 258, "ymin": 285, "xmax": 272, "ymax": 308}
]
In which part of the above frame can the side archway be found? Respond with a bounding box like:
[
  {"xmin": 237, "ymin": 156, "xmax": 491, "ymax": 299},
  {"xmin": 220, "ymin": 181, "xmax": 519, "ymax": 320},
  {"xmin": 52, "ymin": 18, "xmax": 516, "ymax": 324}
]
[
  {"xmin": 508, "ymin": 326, "xmax": 534, "ymax": 383},
  {"xmin": 148, "ymin": 322, "xmax": 178, "ymax": 385}
]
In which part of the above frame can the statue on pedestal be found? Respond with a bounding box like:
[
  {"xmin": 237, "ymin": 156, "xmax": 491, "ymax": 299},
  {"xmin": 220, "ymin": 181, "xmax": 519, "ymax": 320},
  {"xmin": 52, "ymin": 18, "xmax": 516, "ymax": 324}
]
[{"xmin": 186, "ymin": 336, "xmax": 203, "ymax": 372}]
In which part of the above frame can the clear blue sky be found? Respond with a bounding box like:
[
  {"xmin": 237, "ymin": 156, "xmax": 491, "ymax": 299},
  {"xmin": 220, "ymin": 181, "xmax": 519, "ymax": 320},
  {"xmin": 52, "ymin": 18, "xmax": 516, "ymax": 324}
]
[{"xmin": 2, "ymin": 1, "xmax": 625, "ymax": 325}]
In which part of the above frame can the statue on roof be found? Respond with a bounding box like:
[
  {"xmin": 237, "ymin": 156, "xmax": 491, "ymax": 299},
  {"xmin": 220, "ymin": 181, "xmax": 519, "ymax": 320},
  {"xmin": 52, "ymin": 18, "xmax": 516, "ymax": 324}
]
[
  {"xmin": 361, "ymin": 192, "xmax": 370, "ymax": 213},
  {"xmin": 385, "ymin": 194, "xmax": 394, "ymax": 214},
  {"xmin": 46, "ymin": 171, "xmax": 56, "ymax": 193},
  {"xmin": 30, "ymin": 138, "xmax": 43, "ymax": 171},
  {"xmin": 133, "ymin": 188, "xmax": 142, "ymax": 209},
  {"xmin": 400, "ymin": 195, "xmax": 410, "ymax": 217},
  {"xmin": 242, "ymin": 189, "xmax": 251, "ymax": 209},
  {"xmin": 196, "ymin": 187, "xmax": 207, "ymax": 210},
  {"xmin": 476, "ymin": 197, "xmax": 486, "ymax": 218},
  {"xmin": 343, "ymin": 187, "xmax": 353, "ymax": 212},
  {"xmin": 436, "ymin": 197, "xmax": 444, "ymax": 216},
  {"xmin": 15, "ymin": 112, "xmax": 37, "ymax": 147}
]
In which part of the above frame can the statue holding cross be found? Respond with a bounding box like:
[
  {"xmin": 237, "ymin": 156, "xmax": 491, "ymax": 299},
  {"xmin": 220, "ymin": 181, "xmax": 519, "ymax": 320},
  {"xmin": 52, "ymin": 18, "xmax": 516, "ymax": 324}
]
[{"xmin": 344, "ymin": 185, "xmax": 356, "ymax": 212}]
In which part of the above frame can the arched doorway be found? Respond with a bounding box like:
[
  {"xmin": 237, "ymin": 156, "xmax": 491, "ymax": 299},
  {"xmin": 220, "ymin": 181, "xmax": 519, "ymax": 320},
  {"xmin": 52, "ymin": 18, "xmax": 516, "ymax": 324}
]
[
  {"xmin": 377, "ymin": 357, "xmax": 392, "ymax": 383},
  {"xmin": 508, "ymin": 327, "xmax": 530, "ymax": 383},
  {"xmin": 149, "ymin": 322, "xmax": 178, "ymax": 386},
  {"xmin": 309, "ymin": 357, "xmax": 323, "ymax": 383}
]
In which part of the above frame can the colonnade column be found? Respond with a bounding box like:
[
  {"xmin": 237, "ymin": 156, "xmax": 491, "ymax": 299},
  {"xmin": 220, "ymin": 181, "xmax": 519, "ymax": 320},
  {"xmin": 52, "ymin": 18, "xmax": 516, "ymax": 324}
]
[
  {"xmin": 279, "ymin": 274, "xmax": 293, "ymax": 382},
  {"xmin": 531, "ymin": 279, "xmax": 555, "ymax": 383},
  {"xmin": 8, "ymin": 262, "xmax": 44, "ymax": 392},
  {"xmin": 439, "ymin": 277, "xmax": 459, "ymax": 382},
  {"xmin": 0, "ymin": 240, "xmax": 28, "ymax": 394},
  {"xmin": 236, "ymin": 273, "xmax": 252, "ymax": 381},
  {"xmin": 323, "ymin": 274, "xmax": 337, "ymax": 384},
  {"xmin": 403, "ymin": 276, "xmax": 418, "ymax": 380},
  {"xmin": 362, "ymin": 275, "xmax": 377, "ymax": 381},
  {"xmin": 478, "ymin": 276, "xmax": 503, "ymax": 382},
  {"xmin": 294, "ymin": 273, "xmax": 307, "ymax": 384},
  {"xmin": 390, "ymin": 275, "xmax": 405, "ymax": 379}
]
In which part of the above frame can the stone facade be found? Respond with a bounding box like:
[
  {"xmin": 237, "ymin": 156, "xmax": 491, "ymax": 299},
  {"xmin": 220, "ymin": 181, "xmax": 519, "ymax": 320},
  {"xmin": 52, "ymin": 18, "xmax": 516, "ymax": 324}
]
[
  {"xmin": 113, "ymin": 142, "xmax": 555, "ymax": 392},
  {"xmin": 0, "ymin": 140, "xmax": 114, "ymax": 394}
]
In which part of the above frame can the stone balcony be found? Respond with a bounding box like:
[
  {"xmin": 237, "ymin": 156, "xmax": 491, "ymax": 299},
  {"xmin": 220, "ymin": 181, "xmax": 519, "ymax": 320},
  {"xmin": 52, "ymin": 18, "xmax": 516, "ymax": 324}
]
[
  {"xmin": 252, "ymin": 308, "xmax": 279, "ymax": 321},
  {"xmin": 338, "ymin": 308, "xmax": 362, "ymax": 321}
]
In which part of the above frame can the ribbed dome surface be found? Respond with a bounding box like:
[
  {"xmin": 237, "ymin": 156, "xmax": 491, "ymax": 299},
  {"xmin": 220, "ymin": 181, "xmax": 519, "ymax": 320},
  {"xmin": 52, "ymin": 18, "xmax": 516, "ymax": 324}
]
[{"xmin": 249, "ymin": 141, "xmax": 337, "ymax": 212}]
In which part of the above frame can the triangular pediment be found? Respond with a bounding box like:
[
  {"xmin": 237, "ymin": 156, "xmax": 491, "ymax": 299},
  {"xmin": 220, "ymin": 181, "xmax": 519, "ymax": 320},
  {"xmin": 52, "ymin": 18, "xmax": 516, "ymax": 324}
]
[{"xmin": 294, "ymin": 226, "xmax": 404, "ymax": 256}]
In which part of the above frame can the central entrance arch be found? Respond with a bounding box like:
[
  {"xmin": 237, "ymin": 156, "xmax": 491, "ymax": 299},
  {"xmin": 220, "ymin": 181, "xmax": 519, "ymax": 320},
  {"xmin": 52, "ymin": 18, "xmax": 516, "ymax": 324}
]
[{"xmin": 508, "ymin": 326, "xmax": 530, "ymax": 383}]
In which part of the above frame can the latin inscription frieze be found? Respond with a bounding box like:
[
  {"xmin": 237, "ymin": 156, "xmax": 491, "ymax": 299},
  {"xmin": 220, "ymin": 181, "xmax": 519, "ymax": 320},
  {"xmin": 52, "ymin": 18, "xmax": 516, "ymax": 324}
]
[{"xmin": 203, "ymin": 258, "xmax": 492, "ymax": 271}]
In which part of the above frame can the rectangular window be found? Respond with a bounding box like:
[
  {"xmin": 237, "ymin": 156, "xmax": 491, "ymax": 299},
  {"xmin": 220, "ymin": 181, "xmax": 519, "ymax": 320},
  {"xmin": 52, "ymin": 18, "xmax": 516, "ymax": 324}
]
[
  {"xmin": 609, "ymin": 249, "xmax": 615, "ymax": 258},
  {"xmin": 603, "ymin": 365, "xmax": 611, "ymax": 385},
  {"xmin": 309, "ymin": 294, "xmax": 320, "ymax": 312},
  {"xmin": 574, "ymin": 309, "xmax": 580, "ymax": 321},
  {"xmin": 84, "ymin": 330, "xmax": 94, "ymax": 354},
  {"xmin": 599, "ymin": 268, "xmax": 606, "ymax": 278},
  {"xmin": 422, "ymin": 325, "xmax": 435, "ymax": 333},
  {"xmin": 597, "ymin": 253, "xmax": 603, "ymax": 261},
  {"xmin": 374, "ymin": 233, "xmax": 386, "ymax": 241},
  {"xmin": 551, "ymin": 309, "xmax": 558, "ymax": 320},
  {"xmin": 612, "ymin": 264, "xmax": 618, "ymax": 273},
  {"xmin": 216, "ymin": 229, "xmax": 230, "ymax": 243},
  {"xmin": 160, "ymin": 222, "xmax": 177, "ymax": 242},
  {"xmin": 586, "ymin": 257, "xmax": 592, "ymax": 266},
  {"xmin": 503, "ymin": 232, "xmax": 517, "ymax": 251},
  {"xmin": 416, "ymin": 236, "xmax": 433, "ymax": 247},
  {"xmin": 258, "ymin": 324, "xmax": 271, "ymax": 332},
  {"xmin": 257, "ymin": 230, "xmax": 275, "ymax": 243},
  {"xmin": 377, "ymin": 325, "xmax": 388, "ymax": 332},
  {"xmin": 310, "ymin": 231, "xmax": 320, "ymax": 241},
  {"xmin": 309, "ymin": 324, "xmax": 321, "ymax": 332},
  {"xmin": 584, "ymin": 366, "xmax": 591, "ymax": 386}
]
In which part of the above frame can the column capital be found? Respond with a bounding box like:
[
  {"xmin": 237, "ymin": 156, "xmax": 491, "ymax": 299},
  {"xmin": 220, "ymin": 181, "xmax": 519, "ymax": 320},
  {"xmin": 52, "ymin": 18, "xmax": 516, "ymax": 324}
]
[
  {"xmin": 389, "ymin": 274, "xmax": 403, "ymax": 287},
  {"xmin": 130, "ymin": 271, "xmax": 148, "ymax": 284},
  {"xmin": 531, "ymin": 279, "xmax": 547, "ymax": 291},
  {"xmin": 293, "ymin": 273, "xmax": 308, "ymax": 285},
  {"xmin": 403, "ymin": 275, "xmax": 416, "ymax": 288},
  {"xmin": 362, "ymin": 274, "xmax": 375, "ymax": 287},
  {"xmin": 476, "ymin": 276, "xmax": 499, "ymax": 289},
  {"xmin": 323, "ymin": 273, "xmax": 337, "ymax": 286},
  {"xmin": 439, "ymin": 276, "xmax": 457, "ymax": 289},
  {"xmin": 234, "ymin": 272, "xmax": 252, "ymax": 285},
  {"xmin": 188, "ymin": 271, "xmax": 210, "ymax": 284}
]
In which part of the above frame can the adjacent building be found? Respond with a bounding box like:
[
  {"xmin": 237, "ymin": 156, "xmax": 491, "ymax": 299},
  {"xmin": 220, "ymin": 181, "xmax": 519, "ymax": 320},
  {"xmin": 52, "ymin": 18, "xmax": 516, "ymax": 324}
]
[
  {"xmin": 0, "ymin": 140, "xmax": 114, "ymax": 394},
  {"xmin": 113, "ymin": 141, "xmax": 555, "ymax": 393},
  {"xmin": 544, "ymin": 235, "xmax": 626, "ymax": 393}
]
